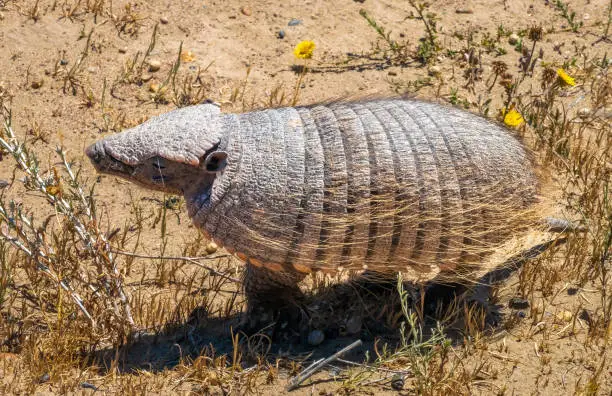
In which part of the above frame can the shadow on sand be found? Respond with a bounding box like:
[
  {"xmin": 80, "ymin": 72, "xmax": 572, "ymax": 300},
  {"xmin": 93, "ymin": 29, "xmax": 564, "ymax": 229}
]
[{"xmin": 92, "ymin": 239, "xmax": 563, "ymax": 375}]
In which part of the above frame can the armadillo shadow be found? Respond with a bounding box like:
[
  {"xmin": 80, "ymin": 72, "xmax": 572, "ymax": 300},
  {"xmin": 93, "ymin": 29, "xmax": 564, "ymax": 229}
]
[{"xmin": 91, "ymin": 239, "xmax": 561, "ymax": 375}]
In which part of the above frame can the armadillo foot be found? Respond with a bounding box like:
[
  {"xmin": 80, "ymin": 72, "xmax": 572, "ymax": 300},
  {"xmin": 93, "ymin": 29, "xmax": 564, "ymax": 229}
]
[{"xmin": 240, "ymin": 262, "xmax": 306, "ymax": 336}]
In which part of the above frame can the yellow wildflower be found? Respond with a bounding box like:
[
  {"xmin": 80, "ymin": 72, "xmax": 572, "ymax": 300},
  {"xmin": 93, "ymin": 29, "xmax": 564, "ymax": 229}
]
[
  {"xmin": 503, "ymin": 107, "xmax": 524, "ymax": 127},
  {"xmin": 180, "ymin": 50, "xmax": 196, "ymax": 63},
  {"xmin": 293, "ymin": 40, "xmax": 316, "ymax": 59},
  {"xmin": 556, "ymin": 68, "xmax": 575, "ymax": 86}
]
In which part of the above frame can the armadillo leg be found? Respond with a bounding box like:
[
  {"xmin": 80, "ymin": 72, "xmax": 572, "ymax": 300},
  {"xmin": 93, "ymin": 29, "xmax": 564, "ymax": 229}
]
[{"xmin": 242, "ymin": 262, "xmax": 306, "ymax": 332}]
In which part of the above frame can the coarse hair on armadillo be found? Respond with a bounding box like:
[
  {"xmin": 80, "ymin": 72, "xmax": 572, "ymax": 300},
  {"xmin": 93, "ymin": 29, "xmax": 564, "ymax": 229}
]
[{"xmin": 193, "ymin": 98, "xmax": 542, "ymax": 281}]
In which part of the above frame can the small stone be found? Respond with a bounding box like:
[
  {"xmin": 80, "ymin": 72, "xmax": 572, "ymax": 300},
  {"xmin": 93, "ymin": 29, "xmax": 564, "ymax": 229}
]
[
  {"xmin": 577, "ymin": 108, "xmax": 591, "ymax": 118},
  {"xmin": 391, "ymin": 374, "xmax": 405, "ymax": 390},
  {"xmin": 80, "ymin": 382, "xmax": 98, "ymax": 391},
  {"xmin": 38, "ymin": 373, "xmax": 50, "ymax": 384},
  {"xmin": 517, "ymin": 311, "xmax": 526, "ymax": 318},
  {"xmin": 141, "ymin": 73, "xmax": 153, "ymax": 82},
  {"xmin": 0, "ymin": 12, "xmax": 4, "ymax": 20},
  {"xmin": 149, "ymin": 82, "xmax": 160, "ymax": 92},
  {"xmin": 87, "ymin": 66, "xmax": 98, "ymax": 73},
  {"xmin": 277, "ymin": 30, "xmax": 285, "ymax": 39},
  {"xmin": 455, "ymin": 8, "xmax": 474, "ymax": 14},
  {"xmin": 578, "ymin": 309, "xmax": 590, "ymax": 323},
  {"xmin": 428, "ymin": 65, "xmax": 441, "ymax": 76},
  {"xmin": 388, "ymin": 71, "xmax": 397, "ymax": 76},
  {"xmin": 508, "ymin": 297, "xmax": 529, "ymax": 310},
  {"xmin": 240, "ymin": 6, "xmax": 251, "ymax": 16},
  {"xmin": 307, "ymin": 329, "xmax": 324, "ymax": 346},
  {"xmin": 148, "ymin": 60, "xmax": 161, "ymax": 72},
  {"xmin": 288, "ymin": 18, "xmax": 302, "ymax": 26},
  {"xmin": 205, "ymin": 241, "xmax": 218, "ymax": 254},
  {"xmin": 346, "ymin": 317, "xmax": 362, "ymax": 335},
  {"xmin": 30, "ymin": 77, "xmax": 44, "ymax": 89},
  {"xmin": 160, "ymin": 16, "xmax": 169, "ymax": 24},
  {"xmin": 583, "ymin": 13, "xmax": 590, "ymax": 20},
  {"xmin": 59, "ymin": 59, "xmax": 68, "ymax": 66},
  {"xmin": 508, "ymin": 33, "xmax": 520, "ymax": 45},
  {"xmin": 118, "ymin": 47, "xmax": 128, "ymax": 54},
  {"xmin": 0, "ymin": 180, "xmax": 9, "ymax": 188},
  {"xmin": 556, "ymin": 310, "xmax": 573, "ymax": 322}
]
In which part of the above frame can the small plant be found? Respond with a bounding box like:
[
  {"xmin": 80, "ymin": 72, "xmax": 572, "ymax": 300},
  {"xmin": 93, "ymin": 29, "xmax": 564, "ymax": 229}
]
[
  {"xmin": 554, "ymin": 0, "xmax": 583, "ymax": 32},
  {"xmin": 407, "ymin": 0, "xmax": 440, "ymax": 64}
]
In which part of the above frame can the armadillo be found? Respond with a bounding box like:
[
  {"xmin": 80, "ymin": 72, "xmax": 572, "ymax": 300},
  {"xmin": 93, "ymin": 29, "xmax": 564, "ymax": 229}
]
[{"xmin": 86, "ymin": 99, "xmax": 540, "ymax": 317}]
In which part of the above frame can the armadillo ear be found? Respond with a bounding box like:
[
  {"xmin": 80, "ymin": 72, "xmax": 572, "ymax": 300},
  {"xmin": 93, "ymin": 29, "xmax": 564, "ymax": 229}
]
[{"xmin": 203, "ymin": 151, "xmax": 228, "ymax": 173}]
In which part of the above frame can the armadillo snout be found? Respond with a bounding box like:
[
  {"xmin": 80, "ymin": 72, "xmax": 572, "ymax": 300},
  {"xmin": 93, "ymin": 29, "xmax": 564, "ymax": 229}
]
[{"xmin": 85, "ymin": 141, "xmax": 106, "ymax": 166}]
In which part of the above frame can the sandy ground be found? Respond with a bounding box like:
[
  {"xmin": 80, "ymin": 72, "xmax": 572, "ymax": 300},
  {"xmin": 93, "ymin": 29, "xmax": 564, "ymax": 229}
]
[{"xmin": 0, "ymin": 0, "xmax": 610, "ymax": 394}]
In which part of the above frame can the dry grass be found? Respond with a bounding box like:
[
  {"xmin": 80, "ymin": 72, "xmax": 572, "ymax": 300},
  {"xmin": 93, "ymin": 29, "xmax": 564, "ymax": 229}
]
[{"xmin": 0, "ymin": 0, "xmax": 610, "ymax": 394}]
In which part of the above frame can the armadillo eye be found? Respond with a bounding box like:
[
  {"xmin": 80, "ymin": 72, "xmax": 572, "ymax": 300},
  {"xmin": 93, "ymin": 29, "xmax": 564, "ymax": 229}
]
[{"xmin": 152, "ymin": 159, "xmax": 166, "ymax": 169}]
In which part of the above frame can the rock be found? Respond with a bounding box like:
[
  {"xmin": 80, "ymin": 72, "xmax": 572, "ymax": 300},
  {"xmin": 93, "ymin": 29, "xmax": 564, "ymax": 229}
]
[
  {"xmin": 391, "ymin": 374, "xmax": 404, "ymax": 390},
  {"xmin": 141, "ymin": 73, "xmax": 153, "ymax": 82},
  {"xmin": 87, "ymin": 66, "xmax": 98, "ymax": 73},
  {"xmin": 30, "ymin": 77, "xmax": 44, "ymax": 89},
  {"xmin": 118, "ymin": 47, "xmax": 128, "ymax": 54},
  {"xmin": 508, "ymin": 33, "xmax": 520, "ymax": 45},
  {"xmin": 240, "ymin": 6, "xmax": 251, "ymax": 16},
  {"xmin": 455, "ymin": 8, "xmax": 474, "ymax": 14},
  {"xmin": 508, "ymin": 297, "xmax": 529, "ymax": 310},
  {"xmin": 0, "ymin": 180, "xmax": 9, "ymax": 188},
  {"xmin": 148, "ymin": 60, "xmax": 161, "ymax": 72},
  {"xmin": 556, "ymin": 310, "xmax": 573, "ymax": 322},
  {"xmin": 428, "ymin": 65, "xmax": 441, "ymax": 76},
  {"xmin": 59, "ymin": 59, "xmax": 68, "ymax": 66},
  {"xmin": 0, "ymin": 12, "xmax": 4, "ymax": 20},
  {"xmin": 307, "ymin": 329, "xmax": 324, "ymax": 346},
  {"xmin": 346, "ymin": 317, "xmax": 362, "ymax": 334},
  {"xmin": 160, "ymin": 16, "xmax": 169, "ymax": 24},
  {"xmin": 205, "ymin": 241, "xmax": 218, "ymax": 254},
  {"xmin": 277, "ymin": 30, "xmax": 285, "ymax": 39},
  {"xmin": 38, "ymin": 373, "xmax": 50, "ymax": 384},
  {"xmin": 288, "ymin": 18, "xmax": 302, "ymax": 26},
  {"xmin": 388, "ymin": 71, "xmax": 397, "ymax": 76},
  {"xmin": 578, "ymin": 108, "xmax": 591, "ymax": 118}
]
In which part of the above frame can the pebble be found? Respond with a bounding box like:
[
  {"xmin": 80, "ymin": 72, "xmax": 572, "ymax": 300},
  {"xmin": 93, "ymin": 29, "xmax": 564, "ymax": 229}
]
[
  {"xmin": 148, "ymin": 60, "xmax": 161, "ymax": 72},
  {"xmin": 118, "ymin": 47, "xmax": 128, "ymax": 54},
  {"xmin": 87, "ymin": 66, "xmax": 98, "ymax": 73},
  {"xmin": 277, "ymin": 30, "xmax": 285, "ymax": 39},
  {"xmin": 583, "ymin": 13, "xmax": 590, "ymax": 20},
  {"xmin": 205, "ymin": 241, "xmax": 218, "ymax": 254},
  {"xmin": 59, "ymin": 59, "xmax": 68, "ymax": 66},
  {"xmin": 30, "ymin": 77, "xmax": 44, "ymax": 89},
  {"xmin": 0, "ymin": 12, "xmax": 4, "ymax": 20},
  {"xmin": 240, "ymin": 6, "xmax": 251, "ymax": 16},
  {"xmin": 345, "ymin": 317, "xmax": 362, "ymax": 334},
  {"xmin": 388, "ymin": 70, "xmax": 397, "ymax": 76},
  {"xmin": 508, "ymin": 297, "xmax": 529, "ymax": 310},
  {"xmin": 160, "ymin": 16, "xmax": 169, "ymax": 24},
  {"xmin": 556, "ymin": 310, "xmax": 573, "ymax": 322},
  {"xmin": 80, "ymin": 382, "xmax": 98, "ymax": 391},
  {"xmin": 141, "ymin": 73, "xmax": 153, "ymax": 82},
  {"xmin": 428, "ymin": 65, "xmax": 441, "ymax": 76},
  {"xmin": 307, "ymin": 329, "xmax": 325, "ymax": 346},
  {"xmin": 577, "ymin": 108, "xmax": 591, "ymax": 118},
  {"xmin": 391, "ymin": 374, "xmax": 405, "ymax": 390},
  {"xmin": 0, "ymin": 180, "xmax": 9, "ymax": 188},
  {"xmin": 455, "ymin": 8, "xmax": 474, "ymax": 14},
  {"xmin": 288, "ymin": 18, "xmax": 302, "ymax": 26},
  {"xmin": 38, "ymin": 373, "xmax": 50, "ymax": 384},
  {"xmin": 508, "ymin": 33, "xmax": 520, "ymax": 45}
]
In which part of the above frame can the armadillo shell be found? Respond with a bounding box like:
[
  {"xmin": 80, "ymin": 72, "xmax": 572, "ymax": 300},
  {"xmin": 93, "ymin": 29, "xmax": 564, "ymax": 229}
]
[{"xmin": 194, "ymin": 99, "xmax": 539, "ymax": 275}]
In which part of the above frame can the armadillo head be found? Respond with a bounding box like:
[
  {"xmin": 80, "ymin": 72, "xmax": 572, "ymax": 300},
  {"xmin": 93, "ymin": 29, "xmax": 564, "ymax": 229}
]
[{"xmin": 85, "ymin": 103, "xmax": 228, "ymax": 216}]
